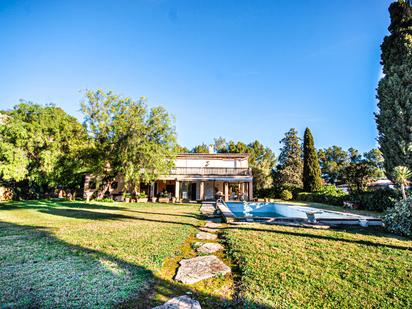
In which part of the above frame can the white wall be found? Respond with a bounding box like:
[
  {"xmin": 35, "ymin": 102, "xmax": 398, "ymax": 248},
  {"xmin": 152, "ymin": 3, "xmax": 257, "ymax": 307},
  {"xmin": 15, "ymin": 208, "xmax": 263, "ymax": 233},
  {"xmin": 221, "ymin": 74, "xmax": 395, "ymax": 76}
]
[{"xmin": 175, "ymin": 158, "xmax": 248, "ymax": 168}]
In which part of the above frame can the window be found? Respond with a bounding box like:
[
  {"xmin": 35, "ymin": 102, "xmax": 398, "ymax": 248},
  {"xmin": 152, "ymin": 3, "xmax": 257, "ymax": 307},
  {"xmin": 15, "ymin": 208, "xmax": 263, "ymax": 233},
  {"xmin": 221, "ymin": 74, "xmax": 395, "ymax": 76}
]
[{"xmin": 111, "ymin": 182, "xmax": 118, "ymax": 190}]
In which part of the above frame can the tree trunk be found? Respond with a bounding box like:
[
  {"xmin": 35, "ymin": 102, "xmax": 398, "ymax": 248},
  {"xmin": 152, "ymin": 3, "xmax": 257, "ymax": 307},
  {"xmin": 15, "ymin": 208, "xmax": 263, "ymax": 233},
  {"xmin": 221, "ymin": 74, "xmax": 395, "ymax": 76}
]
[
  {"xmin": 97, "ymin": 182, "xmax": 112, "ymax": 199},
  {"xmin": 401, "ymin": 184, "xmax": 407, "ymax": 200}
]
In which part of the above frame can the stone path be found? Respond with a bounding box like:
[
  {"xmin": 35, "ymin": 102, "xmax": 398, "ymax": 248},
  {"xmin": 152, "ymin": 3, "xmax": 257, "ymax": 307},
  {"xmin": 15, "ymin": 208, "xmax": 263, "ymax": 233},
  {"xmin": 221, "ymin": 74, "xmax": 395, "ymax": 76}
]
[
  {"xmin": 155, "ymin": 211, "xmax": 230, "ymax": 308},
  {"xmin": 153, "ymin": 295, "xmax": 201, "ymax": 309},
  {"xmin": 174, "ymin": 255, "xmax": 231, "ymax": 284},
  {"xmin": 195, "ymin": 232, "xmax": 217, "ymax": 240},
  {"xmin": 204, "ymin": 222, "xmax": 222, "ymax": 228},
  {"xmin": 195, "ymin": 242, "xmax": 224, "ymax": 254},
  {"xmin": 198, "ymin": 227, "xmax": 220, "ymax": 233}
]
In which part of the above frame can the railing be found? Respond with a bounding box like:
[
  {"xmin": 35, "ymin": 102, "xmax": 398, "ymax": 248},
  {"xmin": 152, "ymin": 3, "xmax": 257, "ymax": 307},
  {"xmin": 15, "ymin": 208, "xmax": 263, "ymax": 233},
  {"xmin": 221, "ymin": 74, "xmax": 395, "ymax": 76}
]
[{"xmin": 170, "ymin": 167, "xmax": 252, "ymax": 176}]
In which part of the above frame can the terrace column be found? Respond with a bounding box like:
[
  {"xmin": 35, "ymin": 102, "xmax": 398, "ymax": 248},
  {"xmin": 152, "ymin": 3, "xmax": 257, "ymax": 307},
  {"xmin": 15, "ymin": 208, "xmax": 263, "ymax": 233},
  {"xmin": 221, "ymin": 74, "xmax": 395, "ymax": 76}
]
[
  {"xmin": 149, "ymin": 183, "xmax": 155, "ymax": 198},
  {"xmin": 248, "ymin": 181, "xmax": 253, "ymax": 201},
  {"xmin": 224, "ymin": 182, "xmax": 229, "ymax": 202},
  {"xmin": 175, "ymin": 180, "xmax": 180, "ymax": 202},
  {"xmin": 199, "ymin": 181, "xmax": 205, "ymax": 200}
]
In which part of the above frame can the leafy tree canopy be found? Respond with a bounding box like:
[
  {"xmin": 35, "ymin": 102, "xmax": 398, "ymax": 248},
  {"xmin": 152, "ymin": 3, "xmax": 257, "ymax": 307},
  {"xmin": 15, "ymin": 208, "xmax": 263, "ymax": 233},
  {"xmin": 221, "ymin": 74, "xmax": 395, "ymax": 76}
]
[{"xmin": 81, "ymin": 90, "xmax": 177, "ymax": 196}]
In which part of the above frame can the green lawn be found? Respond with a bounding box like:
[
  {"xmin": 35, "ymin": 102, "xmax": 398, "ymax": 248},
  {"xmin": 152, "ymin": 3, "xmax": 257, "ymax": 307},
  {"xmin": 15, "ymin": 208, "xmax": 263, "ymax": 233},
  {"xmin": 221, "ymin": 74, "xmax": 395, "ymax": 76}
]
[
  {"xmin": 224, "ymin": 223, "xmax": 412, "ymax": 308},
  {"xmin": 0, "ymin": 200, "xmax": 200, "ymax": 308}
]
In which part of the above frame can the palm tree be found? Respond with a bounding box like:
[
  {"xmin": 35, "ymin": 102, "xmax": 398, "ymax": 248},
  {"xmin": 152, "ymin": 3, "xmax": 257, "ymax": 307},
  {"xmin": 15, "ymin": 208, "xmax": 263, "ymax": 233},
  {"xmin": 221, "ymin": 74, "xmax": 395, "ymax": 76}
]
[{"xmin": 393, "ymin": 166, "xmax": 412, "ymax": 199}]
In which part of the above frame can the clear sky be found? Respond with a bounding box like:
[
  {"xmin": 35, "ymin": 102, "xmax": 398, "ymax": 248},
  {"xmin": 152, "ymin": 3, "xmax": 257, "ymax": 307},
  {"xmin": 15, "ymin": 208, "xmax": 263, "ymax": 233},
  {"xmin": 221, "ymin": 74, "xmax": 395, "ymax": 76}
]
[{"xmin": 0, "ymin": 0, "xmax": 393, "ymax": 154}]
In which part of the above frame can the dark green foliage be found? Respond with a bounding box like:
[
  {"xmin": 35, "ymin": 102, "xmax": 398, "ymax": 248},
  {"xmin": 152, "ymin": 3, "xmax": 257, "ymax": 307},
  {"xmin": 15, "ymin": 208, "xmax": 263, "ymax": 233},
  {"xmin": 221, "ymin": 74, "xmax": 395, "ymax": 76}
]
[
  {"xmin": 297, "ymin": 185, "xmax": 347, "ymax": 206},
  {"xmin": 303, "ymin": 128, "xmax": 322, "ymax": 192},
  {"xmin": 275, "ymin": 128, "xmax": 303, "ymax": 188},
  {"xmin": 376, "ymin": 0, "xmax": 412, "ymax": 178},
  {"xmin": 318, "ymin": 146, "xmax": 349, "ymax": 184},
  {"xmin": 351, "ymin": 189, "xmax": 400, "ymax": 212},
  {"xmin": 0, "ymin": 102, "xmax": 88, "ymax": 198},
  {"xmin": 344, "ymin": 162, "xmax": 377, "ymax": 194},
  {"xmin": 384, "ymin": 196, "xmax": 412, "ymax": 237}
]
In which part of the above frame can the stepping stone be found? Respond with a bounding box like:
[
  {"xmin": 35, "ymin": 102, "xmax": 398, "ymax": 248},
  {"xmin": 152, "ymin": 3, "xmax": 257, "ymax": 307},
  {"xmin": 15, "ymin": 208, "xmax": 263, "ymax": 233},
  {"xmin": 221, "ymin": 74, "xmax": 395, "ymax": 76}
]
[
  {"xmin": 196, "ymin": 243, "xmax": 224, "ymax": 254},
  {"xmin": 196, "ymin": 232, "xmax": 217, "ymax": 240},
  {"xmin": 199, "ymin": 227, "xmax": 219, "ymax": 233},
  {"xmin": 175, "ymin": 255, "xmax": 231, "ymax": 284},
  {"xmin": 205, "ymin": 222, "xmax": 222, "ymax": 228},
  {"xmin": 152, "ymin": 295, "xmax": 201, "ymax": 309}
]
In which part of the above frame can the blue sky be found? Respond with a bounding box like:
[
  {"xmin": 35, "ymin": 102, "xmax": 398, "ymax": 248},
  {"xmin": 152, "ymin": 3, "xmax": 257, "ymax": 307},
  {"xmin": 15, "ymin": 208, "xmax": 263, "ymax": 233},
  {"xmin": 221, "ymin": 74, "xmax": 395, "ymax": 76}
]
[{"xmin": 0, "ymin": 0, "xmax": 393, "ymax": 154}]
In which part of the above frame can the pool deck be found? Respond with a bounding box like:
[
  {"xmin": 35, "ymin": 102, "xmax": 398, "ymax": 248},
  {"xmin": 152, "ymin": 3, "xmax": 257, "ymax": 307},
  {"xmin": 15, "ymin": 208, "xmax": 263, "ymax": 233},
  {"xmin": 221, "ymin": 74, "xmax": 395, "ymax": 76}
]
[{"xmin": 216, "ymin": 201, "xmax": 383, "ymax": 227}]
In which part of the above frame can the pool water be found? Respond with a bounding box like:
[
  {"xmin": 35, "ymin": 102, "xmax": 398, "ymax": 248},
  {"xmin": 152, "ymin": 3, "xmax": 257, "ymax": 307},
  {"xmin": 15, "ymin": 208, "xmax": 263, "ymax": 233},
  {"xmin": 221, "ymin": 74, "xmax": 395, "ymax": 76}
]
[{"xmin": 226, "ymin": 202, "xmax": 360, "ymax": 219}]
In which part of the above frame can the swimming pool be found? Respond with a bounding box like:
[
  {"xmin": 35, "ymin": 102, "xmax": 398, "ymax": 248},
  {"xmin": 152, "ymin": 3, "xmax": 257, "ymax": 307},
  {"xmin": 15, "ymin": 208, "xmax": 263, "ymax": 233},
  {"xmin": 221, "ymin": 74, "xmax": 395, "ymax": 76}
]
[{"xmin": 225, "ymin": 202, "xmax": 367, "ymax": 220}]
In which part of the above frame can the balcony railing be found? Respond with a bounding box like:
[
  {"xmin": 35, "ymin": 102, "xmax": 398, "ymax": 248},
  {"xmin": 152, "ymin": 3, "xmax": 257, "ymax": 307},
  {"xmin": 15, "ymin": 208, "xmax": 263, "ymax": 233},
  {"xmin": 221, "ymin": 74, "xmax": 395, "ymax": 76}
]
[{"xmin": 170, "ymin": 167, "xmax": 252, "ymax": 176}]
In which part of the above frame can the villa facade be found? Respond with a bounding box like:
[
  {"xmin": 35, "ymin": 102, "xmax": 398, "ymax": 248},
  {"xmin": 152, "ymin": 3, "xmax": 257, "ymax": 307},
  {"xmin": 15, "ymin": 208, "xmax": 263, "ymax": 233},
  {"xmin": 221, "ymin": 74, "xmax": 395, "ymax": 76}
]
[{"xmin": 84, "ymin": 153, "xmax": 254, "ymax": 202}]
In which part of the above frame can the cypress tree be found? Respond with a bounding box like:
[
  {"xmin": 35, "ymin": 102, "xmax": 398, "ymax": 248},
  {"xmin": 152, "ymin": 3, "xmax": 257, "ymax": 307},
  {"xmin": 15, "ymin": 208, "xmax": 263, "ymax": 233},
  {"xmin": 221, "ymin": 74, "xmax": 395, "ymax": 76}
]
[
  {"xmin": 303, "ymin": 128, "xmax": 322, "ymax": 192},
  {"xmin": 276, "ymin": 128, "xmax": 303, "ymax": 188},
  {"xmin": 376, "ymin": 0, "xmax": 412, "ymax": 177}
]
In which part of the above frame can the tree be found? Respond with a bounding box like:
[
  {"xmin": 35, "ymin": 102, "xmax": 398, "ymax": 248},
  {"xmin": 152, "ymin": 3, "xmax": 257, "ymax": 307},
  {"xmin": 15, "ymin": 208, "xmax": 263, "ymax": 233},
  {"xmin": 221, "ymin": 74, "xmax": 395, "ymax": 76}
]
[
  {"xmin": 275, "ymin": 128, "xmax": 303, "ymax": 188},
  {"xmin": 81, "ymin": 90, "xmax": 177, "ymax": 198},
  {"xmin": 376, "ymin": 0, "xmax": 412, "ymax": 177},
  {"xmin": 303, "ymin": 128, "xmax": 322, "ymax": 192},
  {"xmin": 393, "ymin": 165, "xmax": 412, "ymax": 199},
  {"xmin": 191, "ymin": 143, "xmax": 209, "ymax": 153},
  {"xmin": 348, "ymin": 147, "xmax": 362, "ymax": 164},
  {"xmin": 214, "ymin": 137, "xmax": 228, "ymax": 153},
  {"xmin": 247, "ymin": 140, "xmax": 276, "ymax": 191},
  {"xmin": 344, "ymin": 162, "xmax": 376, "ymax": 194},
  {"xmin": 0, "ymin": 102, "xmax": 88, "ymax": 197},
  {"xmin": 363, "ymin": 148, "xmax": 385, "ymax": 178},
  {"xmin": 318, "ymin": 146, "xmax": 349, "ymax": 184}
]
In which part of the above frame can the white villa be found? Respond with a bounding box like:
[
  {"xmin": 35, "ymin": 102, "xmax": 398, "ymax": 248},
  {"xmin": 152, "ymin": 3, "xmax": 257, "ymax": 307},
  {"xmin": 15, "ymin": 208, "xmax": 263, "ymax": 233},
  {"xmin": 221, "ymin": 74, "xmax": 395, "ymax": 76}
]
[{"xmin": 84, "ymin": 152, "xmax": 254, "ymax": 202}]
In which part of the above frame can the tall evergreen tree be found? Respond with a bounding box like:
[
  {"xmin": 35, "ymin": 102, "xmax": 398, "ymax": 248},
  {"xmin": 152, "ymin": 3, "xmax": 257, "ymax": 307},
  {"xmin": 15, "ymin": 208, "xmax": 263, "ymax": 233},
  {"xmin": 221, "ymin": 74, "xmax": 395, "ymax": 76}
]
[
  {"xmin": 275, "ymin": 128, "xmax": 303, "ymax": 188},
  {"xmin": 376, "ymin": 0, "xmax": 412, "ymax": 177},
  {"xmin": 303, "ymin": 128, "xmax": 322, "ymax": 192}
]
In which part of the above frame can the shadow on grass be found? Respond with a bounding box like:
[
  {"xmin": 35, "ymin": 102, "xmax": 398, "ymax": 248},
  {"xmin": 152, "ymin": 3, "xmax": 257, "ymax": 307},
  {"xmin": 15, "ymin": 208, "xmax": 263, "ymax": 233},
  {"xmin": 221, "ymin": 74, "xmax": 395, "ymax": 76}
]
[
  {"xmin": 1, "ymin": 199, "xmax": 204, "ymax": 219},
  {"xmin": 0, "ymin": 220, "xmax": 271, "ymax": 308}
]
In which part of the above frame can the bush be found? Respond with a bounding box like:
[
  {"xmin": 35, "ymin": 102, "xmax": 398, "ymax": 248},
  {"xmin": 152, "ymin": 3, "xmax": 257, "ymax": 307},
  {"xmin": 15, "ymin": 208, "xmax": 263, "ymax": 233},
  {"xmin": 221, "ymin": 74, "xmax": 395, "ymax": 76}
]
[
  {"xmin": 297, "ymin": 185, "xmax": 347, "ymax": 206},
  {"xmin": 280, "ymin": 190, "xmax": 293, "ymax": 201},
  {"xmin": 384, "ymin": 197, "xmax": 412, "ymax": 237},
  {"xmin": 351, "ymin": 188, "xmax": 400, "ymax": 212},
  {"xmin": 95, "ymin": 198, "xmax": 114, "ymax": 203}
]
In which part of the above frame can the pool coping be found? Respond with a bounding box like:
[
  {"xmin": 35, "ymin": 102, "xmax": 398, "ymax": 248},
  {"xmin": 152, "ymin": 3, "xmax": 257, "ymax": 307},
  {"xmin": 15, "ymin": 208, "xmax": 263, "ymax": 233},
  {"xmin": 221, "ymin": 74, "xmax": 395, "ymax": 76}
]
[{"xmin": 216, "ymin": 201, "xmax": 383, "ymax": 227}]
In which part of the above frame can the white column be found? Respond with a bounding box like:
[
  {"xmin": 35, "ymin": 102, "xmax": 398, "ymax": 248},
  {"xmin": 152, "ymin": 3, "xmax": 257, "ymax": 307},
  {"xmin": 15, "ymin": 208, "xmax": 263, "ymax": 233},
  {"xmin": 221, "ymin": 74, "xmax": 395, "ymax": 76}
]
[
  {"xmin": 175, "ymin": 180, "xmax": 180, "ymax": 202},
  {"xmin": 150, "ymin": 183, "xmax": 155, "ymax": 198},
  {"xmin": 224, "ymin": 182, "xmax": 229, "ymax": 202},
  {"xmin": 200, "ymin": 181, "xmax": 205, "ymax": 200},
  {"xmin": 248, "ymin": 181, "xmax": 253, "ymax": 201}
]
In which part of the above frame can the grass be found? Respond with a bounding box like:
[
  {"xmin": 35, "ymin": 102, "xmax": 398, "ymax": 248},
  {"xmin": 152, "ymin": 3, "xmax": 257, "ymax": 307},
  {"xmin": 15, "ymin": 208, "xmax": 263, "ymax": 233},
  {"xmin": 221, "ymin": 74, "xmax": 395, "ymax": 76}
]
[
  {"xmin": 0, "ymin": 199, "xmax": 201, "ymax": 308},
  {"xmin": 224, "ymin": 223, "xmax": 412, "ymax": 308}
]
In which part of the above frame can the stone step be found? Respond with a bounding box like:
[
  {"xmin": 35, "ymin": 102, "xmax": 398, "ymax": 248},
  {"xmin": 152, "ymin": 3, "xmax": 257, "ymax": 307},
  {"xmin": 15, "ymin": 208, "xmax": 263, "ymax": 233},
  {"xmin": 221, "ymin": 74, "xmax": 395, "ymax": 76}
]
[
  {"xmin": 199, "ymin": 227, "xmax": 219, "ymax": 233},
  {"xmin": 152, "ymin": 295, "xmax": 201, "ymax": 309},
  {"xmin": 194, "ymin": 242, "xmax": 224, "ymax": 254},
  {"xmin": 196, "ymin": 232, "xmax": 217, "ymax": 240},
  {"xmin": 174, "ymin": 255, "xmax": 231, "ymax": 284},
  {"xmin": 204, "ymin": 222, "xmax": 222, "ymax": 228}
]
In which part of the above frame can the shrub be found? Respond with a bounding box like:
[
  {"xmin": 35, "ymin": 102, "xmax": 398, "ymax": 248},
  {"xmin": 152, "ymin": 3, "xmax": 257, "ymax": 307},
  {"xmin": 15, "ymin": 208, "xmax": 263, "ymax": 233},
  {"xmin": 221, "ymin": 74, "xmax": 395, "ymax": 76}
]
[
  {"xmin": 384, "ymin": 197, "xmax": 412, "ymax": 237},
  {"xmin": 138, "ymin": 191, "xmax": 147, "ymax": 198},
  {"xmin": 297, "ymin": 185, "xmax": 347, "ymax": 206},
  {"xmin": 280, "ymin": 190, "xmax": 293, "ymax": 201},
  {"xmin": 95, "ymin": 198, "xmax": 114, "ymax": 203},
  {"xmin": 351, "ymin": 188, "xmax": 400, "ymax": 212}
]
